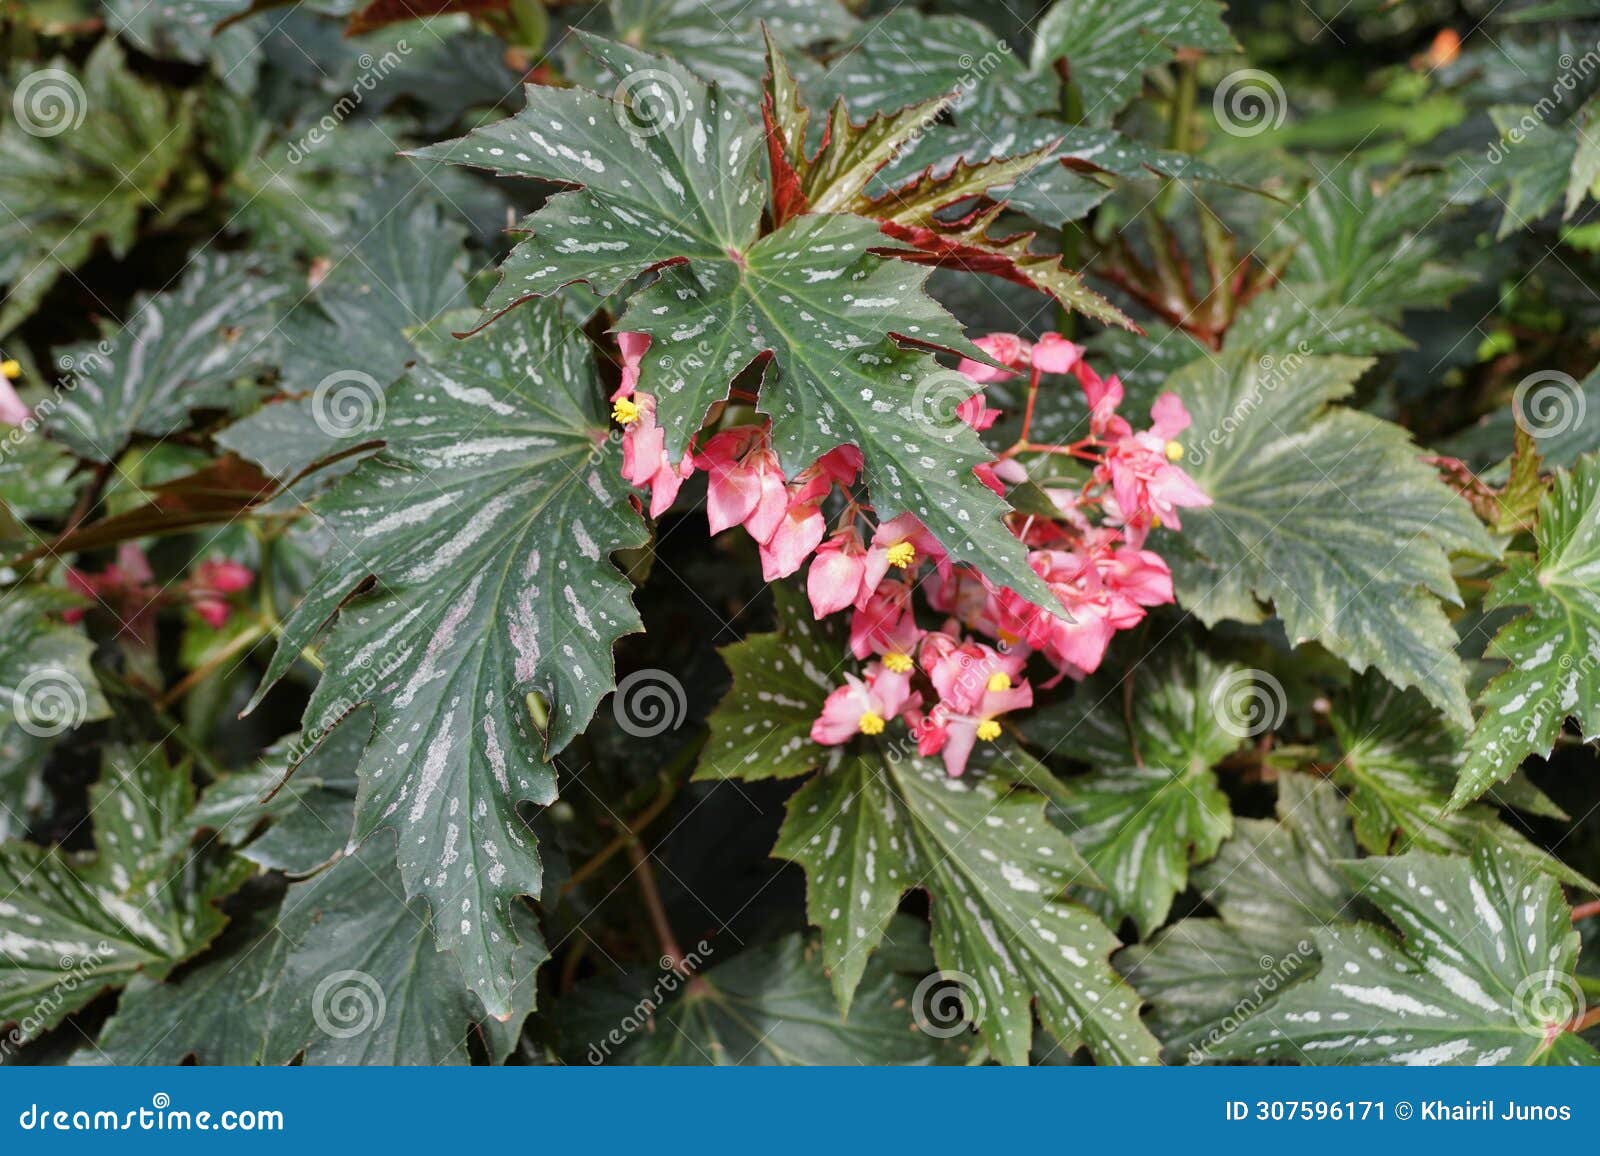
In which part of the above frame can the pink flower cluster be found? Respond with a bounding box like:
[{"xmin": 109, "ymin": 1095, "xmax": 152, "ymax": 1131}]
[
  {"xmin": 613, "ymin": 334, "xmax": 875, "ymax": 583},
  {"xmin": 810, "ymin": 334, "xmax": 1211, "ymax": 775},
  {"xmin": 66, "ymin": 544, "xmax": 254, "ymax": 638},
  {"xmin": 608, "ymin": 327, "xmax": 1211, "ymax": 777}
]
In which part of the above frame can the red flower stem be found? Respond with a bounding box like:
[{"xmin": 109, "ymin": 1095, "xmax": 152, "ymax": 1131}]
[
  {"xmin": 1018, "ymin": 364, "xmax": 1043, "ymax": 444},
  {"xmin": 1571, "ymin": 899, "xmax": 1600, "ymax": 923},
  {"xmin": 998, "ymin": 440, "xmax": 1101, "ymax": 463}
]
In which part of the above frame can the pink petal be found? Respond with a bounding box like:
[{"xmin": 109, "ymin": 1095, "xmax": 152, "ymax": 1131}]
[
  {"xmin": 743, "ymin": 472, "xmax": 791, "ymax": 544},
  {"xmin": 1149, "ymin": 391, "xmax": 1191, "ymax": 439},
  {"xmin": 0, "ymin": 378, "xmax": 31, "ymax": 426},
  {"xmin": 1031, "ymin": 333, "xmax": 1082, "ymax": 375},
  {"xmin": 939, "ymin": 718, "xmax": 979, "ymax": 777},
  {"xmin": 705, "ymin": 465, "xmax": 762, "ymax": 535},
  {"xmin": 807, "ymin": 545, "xmax": 866, "ymax": 618},
  {"xmin": 759, "ymin": 505, "xmax": 825, "ymax": 580}
]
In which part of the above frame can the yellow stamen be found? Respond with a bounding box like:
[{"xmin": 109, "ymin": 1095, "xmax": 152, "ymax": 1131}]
[
  {"xmin": 882, "ymin": 652, "xmax": 914, "ymax": 674},
  {"xmin": 1164, "ymin": 440, "xmax": 1184, "ymax": 462},
  {"xmin": 1150, "ymin": 515, "xmax": 1162, "ymax": 530},
  {"xmin": 884, "ymin": 540, "xmax": 916, "ymax": 569},
  {"xmin": 976, "ymin": 719, "xmax": 1002, "ymax": 741},
  {"xmin": 612, "ymin": 397, "xmax": 641, "ymax": 425},
  {"xmin": 857, "ymin": 710, "xmax": 886, "ymax": 736},
  {"xmin": 0, "ymin": 359, "xmax": 19, "ymax": 380},
  {"xmin": 986, "ymin": 672, "xmax": 1012, "ymax": 693}
]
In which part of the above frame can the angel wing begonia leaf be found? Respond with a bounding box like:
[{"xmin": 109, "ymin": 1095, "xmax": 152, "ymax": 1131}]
[
  {"xmin": 414, "ymin": 36, "xmax": 1057, "ymax": 609},
  {"xmin": 247, "ymin": 301, "xmax": 646, "ymax": 1017},
  {"xmin": 1454, "ymin": 452, "xmax": 1600, "ymax": 805}
]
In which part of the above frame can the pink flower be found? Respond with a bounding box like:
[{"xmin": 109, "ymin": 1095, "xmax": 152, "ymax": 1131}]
[
  {"xmin": 812, "ymin": 444, "xmax": 864, "ymax": 487},
  {"xmin": 758, "ymin": 500, "xmax": 826, "ymax": 580},
  {"xmin": 193, "ymin": 558, "xmax": 254, "ymax": 595},
  {"xmin": 869, "ymin": 512, "xmax": 944, "ymax": 576},
  {"xmin": 187, "ymin": 557, "xmax": 255, "ymax": 629},
  {"xmin": 956, "ymin": 391, "xmax": 1001, "ymax": 432},
  {"xmin": 916, "ymin": 639, "xmax": 1033, "ymax": 776},
  {"xmin": 974, "ymin": 456, "xmax": 1026, "ymax": 498},
  {"xmin": 957, "ymin": 333, "xmax": 1032, "ymax": 383},
  {"xmin": 924, "ymin": 568, "xmax": 1006, "ymax": 640},
  {"xmin": 1078, "ymin": 366, "xmax": 1130, "ymax": 440},
  {"xmin": 808, "ymin": 529, "xmax": 891, "ymax": 619},
  {"xmin": 754, "ymin": 447, "xmax": 866, "ymax": 581},
  {"xmin": 63, "ymin": 545, "xmax": 160, "ymax": 637},
  {"xmin": 617, "ymin": 392, "xmax": 695, "ymax": 518},
  {"xmin": 0, "ymin": 372, "xmax": 30, "ymax": 425},
  {"xmin": 1096, "ymin": 393, "xmax": 1210, "ymax": 532},
  {"xmin": 995, "ymin": 539, "xmax": 1174, "ymax": 676},
  {"xmin": 1030, "ymin": 333, "xmax": 1083, "ymax": 375},
  {"xmin": 616, "ymin": 331, "xmax": 650, "ymax": 396},
  {"xmin": 695, "ymin": 426, "xmax": 787, "ymax": 537},
  {"xmin": 848, "ymin": 582, "xmax": 920, "ymax": 661},
  {"xmin": 811, "ymin": 663, "xmax": 921, "ymax": 745},
  {"xmin": 192, "ymin": 598, "xmax": 231, "ymax": 630}
]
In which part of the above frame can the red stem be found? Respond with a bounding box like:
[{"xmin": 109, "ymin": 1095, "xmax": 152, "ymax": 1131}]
[
  {"xmin": 1018, "ymin": 364, "xmax": 1042, "ymax": 445},
  {"xmin": 1571, "ymin": 899, "xmax": 1600, "ymax": 923},
  {"xmin": 998, "ymin": 439, "xmax": 1101, "ymax": 463}
]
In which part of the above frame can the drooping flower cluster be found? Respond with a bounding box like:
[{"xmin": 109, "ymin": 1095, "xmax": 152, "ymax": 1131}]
[
  {"xmin": 612, "ymin": 333, "xmax": 872, "ymax": 583},
  {"xmin": 65, "ymin": 544, "xmax": 255, "ymax": 639},
  {"xmin": 608, "ymin": 328, "xmax": 1211, "ymax": 776}
]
